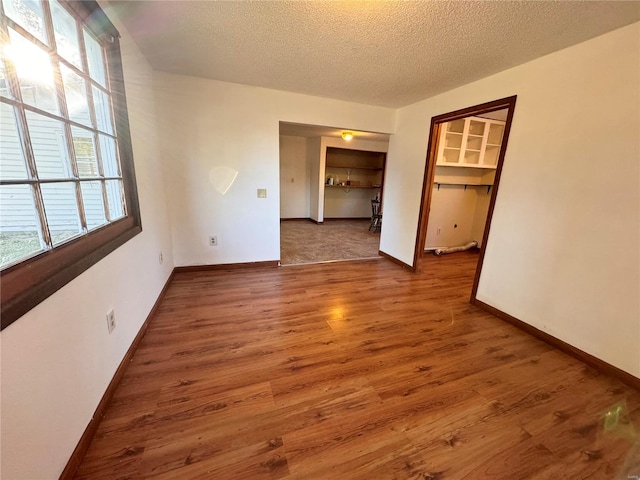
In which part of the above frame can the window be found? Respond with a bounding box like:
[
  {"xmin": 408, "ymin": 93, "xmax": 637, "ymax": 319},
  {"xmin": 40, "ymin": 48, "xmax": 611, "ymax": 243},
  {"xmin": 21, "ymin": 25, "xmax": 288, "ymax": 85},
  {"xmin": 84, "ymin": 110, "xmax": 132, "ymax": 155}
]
[{"xmin": 0, "ymin": 0, "xmax": 141, "ymax": 329}]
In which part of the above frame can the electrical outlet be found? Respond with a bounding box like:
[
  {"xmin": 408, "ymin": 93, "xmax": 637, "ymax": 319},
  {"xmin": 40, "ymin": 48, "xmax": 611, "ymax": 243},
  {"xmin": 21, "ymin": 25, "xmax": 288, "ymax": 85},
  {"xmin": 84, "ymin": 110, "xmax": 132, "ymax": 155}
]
[
  {"xmin": 437, "ymin": 227, "xmax": 441, "ymax": 236},
  {"xmin": 106, "ymin": 309, "xmax": 116, "ymax": 334},
  {"xmin": 159, "ymin": 251, "xmax": 163, "ymax": 264},
  {"xmin": 257, "ymin": 188, "xmax": 267, "ymax": 198},
  {"xmin": 209, "ymin": 236, "xmax": 218, "ymax": 246}
]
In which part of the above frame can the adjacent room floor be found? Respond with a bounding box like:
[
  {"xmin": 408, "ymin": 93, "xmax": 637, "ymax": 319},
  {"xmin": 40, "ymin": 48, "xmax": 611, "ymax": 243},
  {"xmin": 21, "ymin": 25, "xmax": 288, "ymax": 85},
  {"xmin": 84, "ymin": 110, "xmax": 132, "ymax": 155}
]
[
  {"xmin": 75, "ymin": 252, "xmax": 640, "ymax": 479},
  {"xmin": 280, "ymin": 219, "xmax": 380, "ymax": 265}
]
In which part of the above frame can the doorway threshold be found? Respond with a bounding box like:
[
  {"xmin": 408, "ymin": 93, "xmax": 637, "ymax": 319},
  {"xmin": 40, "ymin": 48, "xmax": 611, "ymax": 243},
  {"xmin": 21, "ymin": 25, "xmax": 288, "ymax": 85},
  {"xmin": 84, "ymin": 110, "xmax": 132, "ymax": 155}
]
[{"xmin": 279, "ymin": 256, "xmax": 383, "ymax": 267}]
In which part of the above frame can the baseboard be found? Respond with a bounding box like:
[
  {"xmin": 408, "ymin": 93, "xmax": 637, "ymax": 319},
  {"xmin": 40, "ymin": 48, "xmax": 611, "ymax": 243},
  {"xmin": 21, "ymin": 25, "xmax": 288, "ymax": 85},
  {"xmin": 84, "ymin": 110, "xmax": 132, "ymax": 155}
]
[
  {"xmin": 378, "ymin": 250, "xmax": 415, "ymax": 272},
  {"xmin": 59, "ymin": 269, "xmax": 176, "ymax": 480},
  {"xmin": 424, "ymin": 247, "xmax": 481, "ymax": 254},
  {"xmin": 285, "ymin": 217, "xmax": 370, "ymax": 223},
  {"xmin": 472, "ymin": 298, "xmax": 640, "ymax": 391},
  {"xmin": 280, "ymin": 218, "xmax": 324, "ymax": 225},
  {"xmin": 174, "ymin": 260, "xmax": 279, "ymax": 273}
]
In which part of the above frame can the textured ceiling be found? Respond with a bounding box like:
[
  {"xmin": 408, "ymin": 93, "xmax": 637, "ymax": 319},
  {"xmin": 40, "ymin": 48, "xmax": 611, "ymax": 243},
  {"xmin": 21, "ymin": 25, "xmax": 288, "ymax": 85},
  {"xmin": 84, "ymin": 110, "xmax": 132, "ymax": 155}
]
[{"xmin": 109, "ymin": 1, "xmax": 640, "ymax": 108}]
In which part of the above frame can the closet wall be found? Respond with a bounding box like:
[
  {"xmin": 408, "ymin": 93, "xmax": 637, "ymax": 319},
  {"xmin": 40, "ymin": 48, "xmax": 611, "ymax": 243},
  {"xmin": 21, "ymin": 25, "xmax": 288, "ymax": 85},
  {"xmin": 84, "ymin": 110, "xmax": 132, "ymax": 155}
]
[{"xmin": 425, "ymin": 181, "xmax": 492, "ymax": 248}]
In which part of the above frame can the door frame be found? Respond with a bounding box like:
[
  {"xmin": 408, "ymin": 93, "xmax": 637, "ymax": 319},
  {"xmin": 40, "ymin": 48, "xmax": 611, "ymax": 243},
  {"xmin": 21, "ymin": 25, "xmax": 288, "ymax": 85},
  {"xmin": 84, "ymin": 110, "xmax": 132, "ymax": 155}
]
[{"xmin": 412, "ymin": 95, "xmax": 517, "ymax": 300}]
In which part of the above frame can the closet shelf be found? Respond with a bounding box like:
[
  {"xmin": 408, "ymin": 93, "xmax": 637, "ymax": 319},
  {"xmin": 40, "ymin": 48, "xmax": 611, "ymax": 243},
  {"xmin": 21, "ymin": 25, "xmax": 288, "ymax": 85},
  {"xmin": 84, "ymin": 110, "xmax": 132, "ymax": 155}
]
[
  {"xmin": 325, "ymin": 165, "xmax": 383, "ymax": 171},
  {"xmin": 325, "ymin": 184, "xmax": 380, "ymax": 189},
  {"xmin": 435, "ymin": 182, "xmax": 493, "ymax": 193},
  {"xmin": 436, "ymin": 163, "xmax": 497, "ymax": 169}
]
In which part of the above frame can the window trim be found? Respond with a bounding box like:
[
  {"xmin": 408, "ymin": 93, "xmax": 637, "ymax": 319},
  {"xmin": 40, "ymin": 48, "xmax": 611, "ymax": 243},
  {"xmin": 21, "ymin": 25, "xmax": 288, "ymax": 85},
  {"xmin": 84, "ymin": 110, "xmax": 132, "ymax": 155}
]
[{"xmin": 0, "ymin": 1, "xmax": 141, "ymax": 330}]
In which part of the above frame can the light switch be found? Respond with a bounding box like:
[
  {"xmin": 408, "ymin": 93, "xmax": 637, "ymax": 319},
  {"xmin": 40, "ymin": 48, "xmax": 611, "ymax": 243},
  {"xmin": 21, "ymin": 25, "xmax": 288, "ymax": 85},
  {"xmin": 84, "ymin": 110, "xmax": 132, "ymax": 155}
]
[{"xmin": 257, "ymin": 188, "xmax": 267, "ymax": 198}]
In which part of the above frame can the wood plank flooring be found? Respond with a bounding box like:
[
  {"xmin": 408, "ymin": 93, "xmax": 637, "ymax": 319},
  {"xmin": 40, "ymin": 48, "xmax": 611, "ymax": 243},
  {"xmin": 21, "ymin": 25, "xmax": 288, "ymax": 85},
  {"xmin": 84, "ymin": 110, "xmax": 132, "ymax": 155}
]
[{"xmin": 74, "ymin": 252, "xmax": 640, "ymax": 479}]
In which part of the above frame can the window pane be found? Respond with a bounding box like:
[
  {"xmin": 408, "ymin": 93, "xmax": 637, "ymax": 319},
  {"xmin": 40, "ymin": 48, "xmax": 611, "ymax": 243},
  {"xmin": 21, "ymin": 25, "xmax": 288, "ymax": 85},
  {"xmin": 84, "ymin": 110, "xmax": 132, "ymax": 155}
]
[
  {"xmin": 105, "ymin": 179, "xmax": 124, "ymax": 220},
  {"xmin": 71, "ymin": 126, "xmax": 98, "ymax": 177},
  {"xmin": 25, "ymin": 110, "xmax": 72, "ymax": 179},
  {"xmin": 93, "ymin": 87, "xmax": 113, "ymax": 134},
  {"xmin": 469, "ymin": 120, "xmax": 485, "ymax": 136},
  {"xmin": 83, "ymin": 29, "xmax": 106, "ymax": 87},
  {"xmin": 80, "ymin": 180, "xmax": 106, "ymax": 229},
  {"xmin": 99, "ymin": 134, "xmax": 118, "ymax": 177},
  {"xmin": 0, "ymin": 102, "xmax": 29, "ymax": 180},
  {"xmin": 6, "ymin": 28, "xmax": 58, "ymax": 114},
  {"xmin": 1, "ymin": 0, "xmax": 48, "ymax": 45},
  {"xmin": 0, "ymin": 184, "xmax": 44, "ymax": 267},
  {"xmin": 0, "ymin": 60, "xmax": 12, "ymax": 99},
  {"xmin": 50, "ymin": 0, "xmax": 82, "ymax": 69},
  {"xmin": 40, "ymin": 182, "xmax": 81, "ymax": 244},
  {"xmin": 60, "ymin": 64, "xmax": 90, "ymax": 126}
]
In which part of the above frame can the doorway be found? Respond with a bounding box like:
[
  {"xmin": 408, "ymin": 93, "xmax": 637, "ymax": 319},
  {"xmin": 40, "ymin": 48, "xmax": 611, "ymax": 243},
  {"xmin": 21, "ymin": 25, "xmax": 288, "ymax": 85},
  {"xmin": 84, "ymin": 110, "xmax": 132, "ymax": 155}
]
[
  {"xmin": 413, "ymin": 96, "xmax": 517, "ymax": 299},
  {"xmin": 278, "ymin": 122, "xmax": 390, "ymax": 265}
]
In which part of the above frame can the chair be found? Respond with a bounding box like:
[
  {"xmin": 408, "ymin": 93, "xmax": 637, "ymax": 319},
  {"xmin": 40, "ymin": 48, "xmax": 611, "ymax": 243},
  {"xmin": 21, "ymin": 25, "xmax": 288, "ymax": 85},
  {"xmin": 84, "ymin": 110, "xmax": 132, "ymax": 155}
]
[{"xmin": 370, "ymin": 199, "xmax": 382, "ymax": 233}]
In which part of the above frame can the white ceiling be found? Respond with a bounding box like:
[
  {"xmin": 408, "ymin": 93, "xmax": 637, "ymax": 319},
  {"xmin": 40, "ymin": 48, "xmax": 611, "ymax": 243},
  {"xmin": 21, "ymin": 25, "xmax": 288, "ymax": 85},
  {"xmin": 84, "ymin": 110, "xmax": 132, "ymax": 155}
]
[
  {"xmin": 279, "ymin": 122, "xmax": 390, "ymax": 142},
  {"xmin": 278, "ymin": 110, "xmax": 505, "ymax": 141},
  {"xmin": 477, "ymin": 109, "xmax": 508, "ymax": 122},
  {"xmin": 110, "ymin": 1, "xmax": 640, "ymax": 108}
]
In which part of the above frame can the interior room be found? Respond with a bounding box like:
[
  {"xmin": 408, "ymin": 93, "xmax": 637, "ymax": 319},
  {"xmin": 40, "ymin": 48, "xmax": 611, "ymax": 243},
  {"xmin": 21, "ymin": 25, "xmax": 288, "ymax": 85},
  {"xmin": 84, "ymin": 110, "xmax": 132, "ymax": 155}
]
[
  {"xmin": 279, "ymin": 123, "xmax": 389, "ymax": 265},
  {"xmin": 1, "ymin": 1, "xmax": 639, "ymax": 479}
]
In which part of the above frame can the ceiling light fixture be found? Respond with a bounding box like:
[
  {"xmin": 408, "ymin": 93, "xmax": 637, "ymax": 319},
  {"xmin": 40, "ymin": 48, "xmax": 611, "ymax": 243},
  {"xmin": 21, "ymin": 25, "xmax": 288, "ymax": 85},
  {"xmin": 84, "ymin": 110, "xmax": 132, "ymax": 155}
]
[{"xmin": 342, "ymin": 131, "xmax": 353, "ymax": 141}]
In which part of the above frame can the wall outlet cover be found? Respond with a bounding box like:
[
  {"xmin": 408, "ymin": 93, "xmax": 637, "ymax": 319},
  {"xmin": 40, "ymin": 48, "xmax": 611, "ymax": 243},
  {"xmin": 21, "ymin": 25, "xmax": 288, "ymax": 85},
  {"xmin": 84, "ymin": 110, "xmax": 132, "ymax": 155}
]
[{"xmin": 106, "ymin": 309, "xmax": 116, "ymax": 334}]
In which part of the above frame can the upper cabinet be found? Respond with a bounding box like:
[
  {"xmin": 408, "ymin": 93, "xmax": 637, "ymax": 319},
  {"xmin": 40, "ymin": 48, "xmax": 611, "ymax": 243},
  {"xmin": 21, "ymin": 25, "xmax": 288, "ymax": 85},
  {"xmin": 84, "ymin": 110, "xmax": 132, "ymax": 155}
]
[
  {"xmin": 437, "ymin": 117, "xmax": 505, "ymax": 169},
  {"xmin": 325, "ymin": 147, "xmax": 385, "ymax": 189}
]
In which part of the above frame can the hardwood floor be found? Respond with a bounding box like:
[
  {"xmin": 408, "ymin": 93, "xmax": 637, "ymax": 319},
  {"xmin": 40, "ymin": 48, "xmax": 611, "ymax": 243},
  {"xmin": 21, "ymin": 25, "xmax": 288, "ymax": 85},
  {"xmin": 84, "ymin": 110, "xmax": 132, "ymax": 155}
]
[{"xmin": 74, "ymin": 252, "xmax": 640, "ymax": 479}]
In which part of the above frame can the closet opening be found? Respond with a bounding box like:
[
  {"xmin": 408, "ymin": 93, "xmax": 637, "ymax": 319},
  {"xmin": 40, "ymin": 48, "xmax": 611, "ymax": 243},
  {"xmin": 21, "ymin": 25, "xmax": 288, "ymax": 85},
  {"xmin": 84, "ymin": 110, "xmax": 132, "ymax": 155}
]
[{"xmin": 413, "ymin": 96, "xmax": 517, "ymax": 300}]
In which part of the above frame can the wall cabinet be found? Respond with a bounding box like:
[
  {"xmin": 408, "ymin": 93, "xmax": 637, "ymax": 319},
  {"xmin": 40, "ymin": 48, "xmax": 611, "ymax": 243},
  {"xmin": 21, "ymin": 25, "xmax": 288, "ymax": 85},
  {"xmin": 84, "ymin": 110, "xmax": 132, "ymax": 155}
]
[
  {"xmin": 437, "ymin": 117, "xmax": 505, "ymax": 169},
  {"xmin": 324, "ymin": 166, "xmax": 383, "ymax": 190},
  {"xmin": 325, "ymin": 147, "xmax": 384, "ymax": 190},
  {"xmin": 323, "ymin": 147, "xmax": 386, "ymax": 219}
]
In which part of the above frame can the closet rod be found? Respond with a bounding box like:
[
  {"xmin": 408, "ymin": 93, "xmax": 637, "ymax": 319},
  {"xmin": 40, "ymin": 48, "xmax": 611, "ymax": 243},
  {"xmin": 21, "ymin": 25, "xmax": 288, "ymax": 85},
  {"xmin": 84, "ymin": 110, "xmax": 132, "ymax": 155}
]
[{"xmin": 435, "ymin": 182, "xmax": 492, "ymax": 194}]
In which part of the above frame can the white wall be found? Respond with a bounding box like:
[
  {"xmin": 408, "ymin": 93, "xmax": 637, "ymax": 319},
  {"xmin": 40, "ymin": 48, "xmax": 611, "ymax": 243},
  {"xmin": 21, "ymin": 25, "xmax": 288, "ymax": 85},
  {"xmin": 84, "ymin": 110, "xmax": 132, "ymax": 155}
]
[
  {"xmin": 381, "ymin": 22, "xmax": 640, "ymax": 376},
  {"xmin": 0, "ymin": 3, "xmax": 174, "ymax": 478},
  {"xmin": 307, "ymin": 137, "xmax": 322, "ymax": 223},
  {"xmin": 425, "ymin": 185, "xmax": 491, "ymax": 249},
  {"xmin": 324, "ymin": 187, "xmax": 378, "ymax": 218},
  {"xmin": 153, "ymin": 75, "xmax": 394, "ymax": 265},
  {"xmin": 469, "ymin": 188, "xmax": 491, "ymax": 246},
  {"xmin": 425, "ymin": 167, "xmax": 495, "ymax": 249},
  {"xmin": 279, "ymin": 135, "xmax": 310, "ymax": 218}
]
